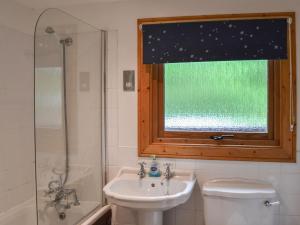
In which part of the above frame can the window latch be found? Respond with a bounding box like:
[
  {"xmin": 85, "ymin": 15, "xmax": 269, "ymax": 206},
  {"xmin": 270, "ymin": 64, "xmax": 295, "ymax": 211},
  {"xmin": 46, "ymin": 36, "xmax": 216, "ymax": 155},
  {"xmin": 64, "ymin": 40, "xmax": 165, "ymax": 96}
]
[{"xmin": 210, "ymin": 134, "xmax": 234, "ymax": 140}]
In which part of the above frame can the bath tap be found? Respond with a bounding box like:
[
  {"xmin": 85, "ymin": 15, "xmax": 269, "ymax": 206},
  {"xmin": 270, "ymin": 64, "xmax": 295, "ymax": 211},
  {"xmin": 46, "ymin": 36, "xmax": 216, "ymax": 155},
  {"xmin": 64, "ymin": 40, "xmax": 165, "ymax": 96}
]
[
  {"xmin": 66, "ymin": 188, "xmax": 80, "ymax": 206},
  {"xmin": 63, "ymin": 189, "xmax": 79, "ymax": 205},
  {"xmin": 46, "ymin": 185, "xmax": 80, "ymax": 219},
  {"xmin": 51, "ymin": 187, "xmax": 80, "ymax": 208},
  {"xmin": 45, "ymin": 175, "xmax": 80, "ymax": 219}
]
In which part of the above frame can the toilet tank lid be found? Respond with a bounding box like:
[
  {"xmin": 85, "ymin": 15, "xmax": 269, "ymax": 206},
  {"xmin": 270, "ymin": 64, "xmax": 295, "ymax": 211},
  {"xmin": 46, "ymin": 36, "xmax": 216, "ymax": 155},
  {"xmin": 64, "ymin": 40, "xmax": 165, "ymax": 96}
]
[{"xmin": 202, "ymin": 178, "xmax": 277, "ymax": 199}]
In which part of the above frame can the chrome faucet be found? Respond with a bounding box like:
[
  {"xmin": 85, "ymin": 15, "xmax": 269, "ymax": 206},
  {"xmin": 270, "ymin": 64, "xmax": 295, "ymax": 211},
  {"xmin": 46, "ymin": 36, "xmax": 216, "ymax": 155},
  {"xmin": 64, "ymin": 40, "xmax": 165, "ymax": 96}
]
[
  {"xmin": 137, "ymin": 162, "xmax": 146, "ymax": 178},
  {"xmin": 45, "ymin": 173, "xmax": 80, "ymax": 220},
  {"xmin": 163, "ymin": 163, "xmax": 174, "ymax": 180}
]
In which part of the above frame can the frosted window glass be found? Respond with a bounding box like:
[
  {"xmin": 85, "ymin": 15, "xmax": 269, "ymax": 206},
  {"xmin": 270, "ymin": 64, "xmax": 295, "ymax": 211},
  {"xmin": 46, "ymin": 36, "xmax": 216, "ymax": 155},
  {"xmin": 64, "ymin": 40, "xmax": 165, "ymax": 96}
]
[
  {"xmin": 164, "ymin": 60, "xmax": 268, "ymax": 132},
  {"xmin": 35, "ymin": 67, "xmax": 63, "ymax": 128}
]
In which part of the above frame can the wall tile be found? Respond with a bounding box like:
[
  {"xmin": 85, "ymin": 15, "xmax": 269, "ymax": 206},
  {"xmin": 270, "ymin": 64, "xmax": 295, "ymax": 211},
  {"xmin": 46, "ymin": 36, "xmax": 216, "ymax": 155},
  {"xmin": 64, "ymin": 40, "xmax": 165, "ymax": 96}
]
[
  {"xmin": 175, "ymin": 209, "xmax": 196, "ymax": 225},
  {"xmin": 176, "ymin": 159, "xmax": 197, "ymax": 170},
  {"xmin": 281, "ymin": 154, "xmax": 300, "ymax": 174},
  {"xmin": 108, "ymin": 166, "xmax": 121, "ymax": 182},
  {"xmin": 118, "ymin": 91, "xmax": 137, "ymax": 147},
  {"xmin": 280, "ymin": 215, "xmax": 300, "ymax": 225},
  {"xmin": 107, "ymin": 30, "xmax": 118, "ymax": 90},
  {"xmin": 107, "ymin": 107, "xmax": 118, "ymax": 129},
  {"xmin": 108, "ymin": 146, "xmax": 119, "ymax": 166},
  {"xmin": 280, "ymin": 174, "xmax": 300, "ymax": 195},
  {"xmin": 258, "ymin": 164, "xmax": 282, "ymax": 191},
  {"xmin": 279, "ymin": 194, "xmax": 300, "ymax": 216},
  {"xmin": 112, "ymin": 205, "xmax": 137, "ymax": 225},
  {"xmin": 117, "ymin": 146, "xmax": 139, "ymax": 167},
  {"xmin": 163, "ymin": 209, "xmax": 176, "ymax": 225},
  {"xmin": 0, "ymin": 24, "xmax": 35, "ymax": 213},
  {"xmin": 195, "ymin": 210, "xmax": 205, "ymax": 225},
  {"xmin": 107, "ymin": 89, "xmax": 118, "ymax": 108},
  {"xmin": 107, "ymin": 127, "xmax": 118, "ymax": 147}
]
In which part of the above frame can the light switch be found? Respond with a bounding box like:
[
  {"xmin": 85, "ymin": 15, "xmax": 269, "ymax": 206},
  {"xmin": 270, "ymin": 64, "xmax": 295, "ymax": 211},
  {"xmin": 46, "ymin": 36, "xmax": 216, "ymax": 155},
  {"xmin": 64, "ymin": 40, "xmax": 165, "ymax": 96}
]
[{"xmin": 123, "ymin": 70, "xmax": 135, "ymax": 91}]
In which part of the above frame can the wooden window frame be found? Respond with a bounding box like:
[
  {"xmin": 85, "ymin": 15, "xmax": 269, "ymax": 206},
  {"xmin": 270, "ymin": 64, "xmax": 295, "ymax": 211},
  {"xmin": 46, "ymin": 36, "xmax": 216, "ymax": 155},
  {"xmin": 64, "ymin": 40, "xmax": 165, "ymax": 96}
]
[
  {"xmin": 138, "ymin": 12, "xmax": 297, "ymax": 162},
  {"xmin": 156, "ymin": 62, "xmax": 276, "ymax": 143}
]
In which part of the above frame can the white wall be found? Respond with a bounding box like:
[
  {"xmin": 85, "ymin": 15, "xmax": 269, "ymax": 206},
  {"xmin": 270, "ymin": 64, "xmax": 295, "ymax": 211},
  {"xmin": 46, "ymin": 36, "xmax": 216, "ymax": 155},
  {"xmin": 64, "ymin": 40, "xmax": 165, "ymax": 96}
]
[
  {"xmin": 0, "ymin": 0, "xmax": 37, "ymax": 35},
  {"xmin": 0, "ymin": 0, "xmax": 37, "ymax": 215},
  {"xmin": 0, "ymin": 0, "xmax": 298, "ymax": 224},
  {"xmin": 63, "ymin": 1, "xmax": 300, "ymax": 225}
]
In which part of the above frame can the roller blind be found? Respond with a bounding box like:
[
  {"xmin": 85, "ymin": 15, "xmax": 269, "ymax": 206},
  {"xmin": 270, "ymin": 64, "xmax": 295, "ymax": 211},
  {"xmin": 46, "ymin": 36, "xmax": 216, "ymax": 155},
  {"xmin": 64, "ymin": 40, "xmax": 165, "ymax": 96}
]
[{"xmin": 142, "ymin": 18, "xmax": 288, "ymax": 64}]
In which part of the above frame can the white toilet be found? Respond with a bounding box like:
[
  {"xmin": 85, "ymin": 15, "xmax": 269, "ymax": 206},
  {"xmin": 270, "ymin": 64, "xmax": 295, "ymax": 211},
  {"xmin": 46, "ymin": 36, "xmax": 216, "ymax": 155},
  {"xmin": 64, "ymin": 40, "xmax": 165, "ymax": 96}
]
[{"xmin": 202, "ymin": 178, "xmax": 279, "ymax": 225}]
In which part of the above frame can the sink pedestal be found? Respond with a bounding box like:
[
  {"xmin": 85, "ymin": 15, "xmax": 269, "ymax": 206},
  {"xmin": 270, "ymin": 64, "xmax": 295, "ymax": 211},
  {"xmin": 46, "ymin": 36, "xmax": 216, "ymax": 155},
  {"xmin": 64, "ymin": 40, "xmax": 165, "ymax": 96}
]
[{"xmin": 137, "ymin": 211, "xmax": 162, "ymax": 225}]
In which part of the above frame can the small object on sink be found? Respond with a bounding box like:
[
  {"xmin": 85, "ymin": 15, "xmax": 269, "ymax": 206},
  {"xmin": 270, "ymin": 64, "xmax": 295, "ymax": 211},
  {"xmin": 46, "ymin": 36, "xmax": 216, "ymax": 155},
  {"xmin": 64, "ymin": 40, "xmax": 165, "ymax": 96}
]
[{"xmin": 148, "ymin": 155, "xmax": 161, "ymax": 177}]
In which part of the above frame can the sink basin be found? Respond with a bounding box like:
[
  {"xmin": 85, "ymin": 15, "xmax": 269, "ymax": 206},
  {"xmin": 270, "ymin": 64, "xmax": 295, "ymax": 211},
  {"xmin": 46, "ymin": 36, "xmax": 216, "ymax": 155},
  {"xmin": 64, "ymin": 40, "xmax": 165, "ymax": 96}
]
[{"xmin": 103, "ymin": 167, "xmax": 195, "ymax": 225}]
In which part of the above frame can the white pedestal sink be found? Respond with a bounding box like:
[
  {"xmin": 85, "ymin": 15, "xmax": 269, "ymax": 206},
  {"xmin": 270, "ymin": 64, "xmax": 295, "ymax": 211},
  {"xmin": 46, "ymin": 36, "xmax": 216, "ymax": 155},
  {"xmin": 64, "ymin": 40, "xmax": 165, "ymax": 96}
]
[{"xmin": 103, "ymin": 167, "xmax": 196, "ymax": 225}]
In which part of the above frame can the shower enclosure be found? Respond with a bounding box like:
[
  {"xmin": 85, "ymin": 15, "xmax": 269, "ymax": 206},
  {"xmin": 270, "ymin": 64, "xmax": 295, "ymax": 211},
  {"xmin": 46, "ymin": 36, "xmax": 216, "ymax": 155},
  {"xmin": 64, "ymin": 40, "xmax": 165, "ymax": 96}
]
[{"xmin": 34, "ymin": 9, "xmax": 106, "ymax": 225}]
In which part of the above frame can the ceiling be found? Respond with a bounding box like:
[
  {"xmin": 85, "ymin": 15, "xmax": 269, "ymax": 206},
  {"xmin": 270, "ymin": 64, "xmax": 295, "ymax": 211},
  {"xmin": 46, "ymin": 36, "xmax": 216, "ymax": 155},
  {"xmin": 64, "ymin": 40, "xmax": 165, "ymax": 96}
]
[{"xmin": 14, "ymin": 0, "xmax": 129, "ymax": 9}]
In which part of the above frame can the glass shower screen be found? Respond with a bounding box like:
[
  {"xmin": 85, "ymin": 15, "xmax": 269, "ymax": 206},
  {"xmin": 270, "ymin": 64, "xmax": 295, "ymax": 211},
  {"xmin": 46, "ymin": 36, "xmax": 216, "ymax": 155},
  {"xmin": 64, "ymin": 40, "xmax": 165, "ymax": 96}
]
[{"xmin": 34, "ymin": 9, "xmax": 105, "ymax": 225}]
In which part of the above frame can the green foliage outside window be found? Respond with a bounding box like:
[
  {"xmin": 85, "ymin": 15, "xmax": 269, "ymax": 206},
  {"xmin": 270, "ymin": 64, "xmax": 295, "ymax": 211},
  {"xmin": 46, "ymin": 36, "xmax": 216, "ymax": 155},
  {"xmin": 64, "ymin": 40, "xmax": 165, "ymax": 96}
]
[{"xmin": 164, "ymin": 60, "xmax": 268, "ymax": 132}]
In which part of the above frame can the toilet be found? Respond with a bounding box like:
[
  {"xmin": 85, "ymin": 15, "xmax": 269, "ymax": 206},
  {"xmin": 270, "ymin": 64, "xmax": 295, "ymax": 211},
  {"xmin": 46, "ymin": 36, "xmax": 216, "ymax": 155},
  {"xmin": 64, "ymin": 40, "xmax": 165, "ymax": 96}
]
[{"xmin": 202, "ymin": 178, "xmax": 279, "ymax": 225}]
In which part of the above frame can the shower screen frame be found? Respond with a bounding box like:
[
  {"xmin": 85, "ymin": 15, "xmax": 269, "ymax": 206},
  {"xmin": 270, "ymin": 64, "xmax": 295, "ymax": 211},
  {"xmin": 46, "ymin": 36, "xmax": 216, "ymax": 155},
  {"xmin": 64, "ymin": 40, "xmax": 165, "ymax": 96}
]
[{"xmin": 34, "ymin": 8, "xmax": 107, "ymax": 225}]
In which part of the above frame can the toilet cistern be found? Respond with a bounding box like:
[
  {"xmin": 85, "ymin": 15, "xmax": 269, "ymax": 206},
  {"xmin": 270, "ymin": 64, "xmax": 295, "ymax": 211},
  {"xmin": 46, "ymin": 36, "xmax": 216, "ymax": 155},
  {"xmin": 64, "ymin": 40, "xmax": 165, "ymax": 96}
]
[{"xmin": 202, "ymin": 178, "xmax": 280, "ymax": 225}]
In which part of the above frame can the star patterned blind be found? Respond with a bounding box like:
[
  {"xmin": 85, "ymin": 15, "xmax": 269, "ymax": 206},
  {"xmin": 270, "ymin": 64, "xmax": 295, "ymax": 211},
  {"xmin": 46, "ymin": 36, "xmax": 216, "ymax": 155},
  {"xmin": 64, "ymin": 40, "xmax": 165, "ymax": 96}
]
[{"xmin": 142, "ymin": 18, "xmax": 288, "ymax": 64}]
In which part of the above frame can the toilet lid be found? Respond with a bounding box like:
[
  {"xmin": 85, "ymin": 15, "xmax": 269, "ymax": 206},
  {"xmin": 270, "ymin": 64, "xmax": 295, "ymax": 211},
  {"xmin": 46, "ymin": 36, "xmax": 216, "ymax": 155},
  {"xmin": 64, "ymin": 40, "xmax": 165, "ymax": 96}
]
[{"xmin": 202, "ymin": 178, "xmax": 277, "ymax": 199}]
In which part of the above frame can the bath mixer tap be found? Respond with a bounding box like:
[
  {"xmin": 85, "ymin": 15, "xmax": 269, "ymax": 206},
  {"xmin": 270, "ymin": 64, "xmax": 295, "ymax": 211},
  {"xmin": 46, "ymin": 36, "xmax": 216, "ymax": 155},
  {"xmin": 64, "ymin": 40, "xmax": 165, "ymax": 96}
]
[
  {"xmin": 46, "ymin": 182, "xmax": 80, "ymax": 206},
  {"xmin": 137, "ymin": 162, "xmax": 146, "ymax": 178},
  {"xmin": 45, "ymin": 174, "xmax": 80, "ymax": 219}
]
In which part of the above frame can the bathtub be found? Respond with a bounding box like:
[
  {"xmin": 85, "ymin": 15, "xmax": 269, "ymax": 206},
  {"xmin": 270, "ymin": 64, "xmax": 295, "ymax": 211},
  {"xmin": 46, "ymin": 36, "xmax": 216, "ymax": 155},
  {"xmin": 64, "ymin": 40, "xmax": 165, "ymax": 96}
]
[
  {"xmin": 0, "ymin": 198, "xmax": 110, "ymax": 225},
  {"xmin": 77, "ymin": 205, "xmax": 111, "ymax": 225},
  {"xmin": 38, "ymin": 200, "xmax": 107, "ymax": 225},
  {"xmin": 0, "ymin": 199, "xmax": 36, "ymax": 225}
]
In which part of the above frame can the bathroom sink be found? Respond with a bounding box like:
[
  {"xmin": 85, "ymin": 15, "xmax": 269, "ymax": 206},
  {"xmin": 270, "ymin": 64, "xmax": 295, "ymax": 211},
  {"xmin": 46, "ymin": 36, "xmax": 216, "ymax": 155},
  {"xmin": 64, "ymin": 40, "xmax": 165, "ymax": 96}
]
[{"xmin": 103, "ymin": 167, "xmax": 195, "ymax": 225}]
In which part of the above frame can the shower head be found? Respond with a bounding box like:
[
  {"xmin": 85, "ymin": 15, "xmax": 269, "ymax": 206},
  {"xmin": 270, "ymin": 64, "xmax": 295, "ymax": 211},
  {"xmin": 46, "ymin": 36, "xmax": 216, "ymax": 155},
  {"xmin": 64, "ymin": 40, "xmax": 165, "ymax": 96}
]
[
  {"xmin": 45, "ymin": 26, "xmax": 73, "ymax": 47},
  {"xmin": 45, "ymin": 26, "xmax": 55, "ymax": 34}
]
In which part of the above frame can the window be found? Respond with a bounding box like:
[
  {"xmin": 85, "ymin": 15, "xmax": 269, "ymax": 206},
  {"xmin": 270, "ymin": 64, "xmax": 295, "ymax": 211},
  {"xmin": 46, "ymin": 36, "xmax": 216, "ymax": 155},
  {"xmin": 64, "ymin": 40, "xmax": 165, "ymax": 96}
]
[
  {"xmin": 164, "ymin": 60, "xmax": 268, "ymax": 133},
  {"xmin": 138, "ymin": 12, "xmax": 296, "ymax": 162},
  {"xmin": 35, "ymin": 67, "xmax": 63, "ymax": 128}
]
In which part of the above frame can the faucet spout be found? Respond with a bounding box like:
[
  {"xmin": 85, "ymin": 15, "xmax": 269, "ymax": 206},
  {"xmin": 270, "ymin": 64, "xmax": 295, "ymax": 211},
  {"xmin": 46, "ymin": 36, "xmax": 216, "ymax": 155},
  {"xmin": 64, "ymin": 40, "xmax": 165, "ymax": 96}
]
[
  {"xmin": 163, "ymin": 163, "xmax": 174, "ymax": 181},
  {"xmin": 137, "ymin": 162, "xmax": 146, "ymax": 178}
]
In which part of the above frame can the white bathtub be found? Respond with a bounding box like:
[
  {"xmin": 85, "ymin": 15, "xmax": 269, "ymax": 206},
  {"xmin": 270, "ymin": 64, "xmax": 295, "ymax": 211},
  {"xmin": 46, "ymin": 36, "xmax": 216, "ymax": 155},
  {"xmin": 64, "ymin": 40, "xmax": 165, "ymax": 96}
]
[
  {"xmin": 77, "ymin": 205, "xmax": 111, "ymax": 225},
  {"xmin": 0, "ymin": 199, "xmax": 110, "ymax": 225},
  {"xmin": 0, "ymin": 200, "xmax": 36, "ymax": 225},
  {"xmin": 38, "ymin": 201, "xmax": 102, "ymax": 225}
]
